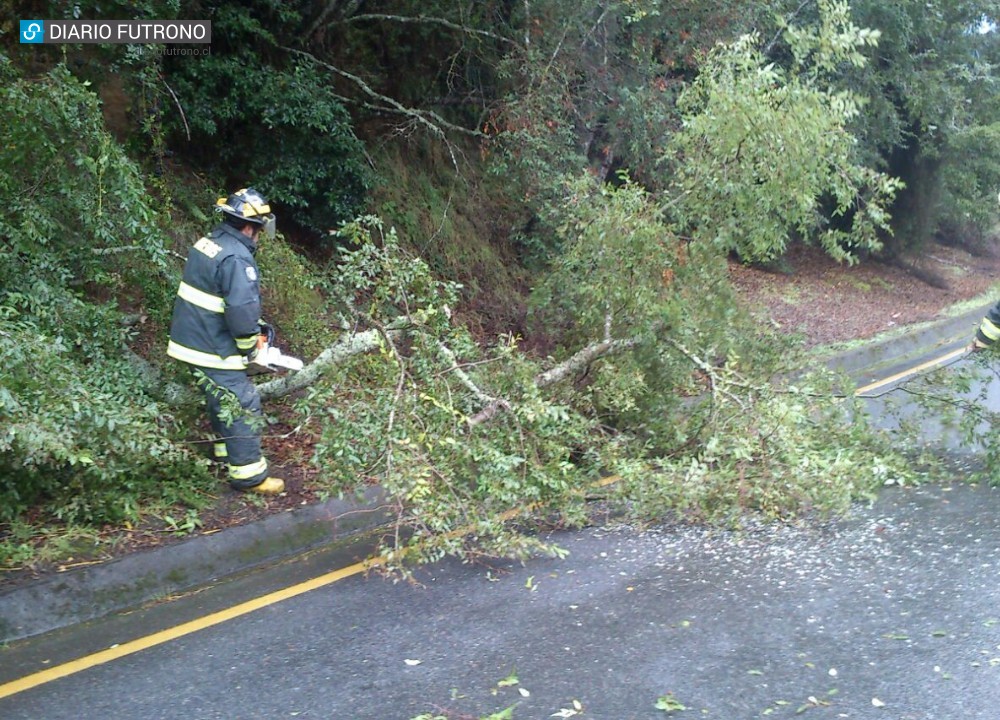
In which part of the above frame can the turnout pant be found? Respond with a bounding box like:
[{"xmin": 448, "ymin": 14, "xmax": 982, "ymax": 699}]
[{"xmin": 195, "ymin": 367, "xmax": 269, "ymax": 489}]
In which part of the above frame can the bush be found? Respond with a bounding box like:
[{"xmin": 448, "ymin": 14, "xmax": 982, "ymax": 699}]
[
  {"xmin": 0, "ymin": 62, "xmax": 170, "ymax": 292},
  {"xmin": 162, "ymin": 4, "xmax": 370, "ymax": 234},
  {"xmin": 256, "ymin": 234, "xmax": 340, "ymax": 359},
  {"xmin": 0, "ymin": 312, "xmax": 211, "ymax": 526},
  {"xmin": 0, "ymin": 59, "xmax": 212, "ymax": 531}
]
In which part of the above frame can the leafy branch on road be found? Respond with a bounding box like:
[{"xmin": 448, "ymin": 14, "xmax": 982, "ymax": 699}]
[{"xmin": 286, "ymin": 180, "xmax": 909, "ymax": 570}]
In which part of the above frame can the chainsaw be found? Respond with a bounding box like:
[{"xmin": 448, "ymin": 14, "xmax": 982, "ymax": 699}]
[{"xmin": 248, "ymin": 324, "xmax": 304, "ymax": 374}]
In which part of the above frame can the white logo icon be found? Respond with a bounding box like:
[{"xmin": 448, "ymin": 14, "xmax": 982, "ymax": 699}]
[{"xmin": 22, "ymin": 22, "xmax": 42, "ymax": 41}]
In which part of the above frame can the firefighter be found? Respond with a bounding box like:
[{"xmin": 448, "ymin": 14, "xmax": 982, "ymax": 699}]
[
  {"xmin": 972, "ymin": 194, "xmax": 1000, "ymax": 353},
  {"xmin": 971, "ymin": 304, "xmax": 1000, "ymax": 353},
  {"xmin": 167, "ymin": 187, "xmax": 284, "ymax": 494}
]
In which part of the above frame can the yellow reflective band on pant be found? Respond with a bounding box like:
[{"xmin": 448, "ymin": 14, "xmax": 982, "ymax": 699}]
[
  {"xmin": 213, "ymin": 443, "xmax": 228, "ymax": 459},
  {"xmin": 229, "ymin": 458, "xmax": 268, "ymax": 480},
  {"xmin": 981, "ymin": 317, "xmax": 1000, "ymax": 341},
  {"xmin": 177, "ymin": 282, "xmax": 225, "ymax": 313},
  {"xmin": 167, "ymin": 340, "xmax": 248, "ymax": 371}
]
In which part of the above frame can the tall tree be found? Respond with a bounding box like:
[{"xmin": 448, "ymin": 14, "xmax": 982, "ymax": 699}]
[{"xmin": 842, "ymin": 0, "xmax": 1000, "ymax": 252}]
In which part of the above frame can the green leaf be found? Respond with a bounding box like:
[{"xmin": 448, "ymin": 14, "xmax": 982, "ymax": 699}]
[{"xmin": 655, "ymin": 693, "xmax": 687, "ymax": 713}]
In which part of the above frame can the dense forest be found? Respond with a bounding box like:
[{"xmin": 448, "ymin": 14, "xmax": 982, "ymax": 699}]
[{"xmin": 2, "ymin": 0, "xmax": 1000, "ymax": 568}]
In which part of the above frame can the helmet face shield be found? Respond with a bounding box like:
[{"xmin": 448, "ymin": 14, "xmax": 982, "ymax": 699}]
[{"xmin": 261, "ymin": 214, "xmax": 276, "ymax": 240}]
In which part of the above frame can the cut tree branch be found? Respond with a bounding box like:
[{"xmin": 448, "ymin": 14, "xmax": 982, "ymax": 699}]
[
  {"xmin": 764, "ymin": 0, "xmax": 813, "ymax": 56},
  {"xmin": 467, "ymin": 333, "xmax": 643, "ymax": 427},
  {"xmin": 374, "ymin": 319, "xmax": 409, "ymax": 480},
  {"xmin": 436, "ymin": 341, "xmax": 509, "ymax": 412},
  {"xmin": 523, "ymin": 0, "xmax": 531, "ymax": 48},
  {"xmin": 161, "ymin": 77, "xmax": 191, "ymax": 141},
  {"xmin": 258, "ymin": 323, "xmax": 401, "ymax": 400}
]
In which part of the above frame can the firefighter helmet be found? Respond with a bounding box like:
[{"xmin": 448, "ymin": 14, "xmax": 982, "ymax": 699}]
[{"xmin": 215, "ymin": 188, "xmax": 276, "ymax": 239}]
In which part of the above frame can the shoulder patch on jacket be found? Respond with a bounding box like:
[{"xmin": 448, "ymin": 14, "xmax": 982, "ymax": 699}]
[
  {"xmin": 245, "ymin": 266, "xmax": 258, "ymax": 282},
  {"xmin": 194, "ymin": 237, "xmax": 223, "ymax": 259}
]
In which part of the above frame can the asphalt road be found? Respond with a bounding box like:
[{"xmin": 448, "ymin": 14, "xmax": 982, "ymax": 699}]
[{"xmin": 4, "ymin": 479, "xmax": 1000, "ymax": 720}]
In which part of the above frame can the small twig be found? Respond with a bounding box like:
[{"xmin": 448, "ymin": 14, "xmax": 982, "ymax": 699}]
[
  {"xmin": 582, "ymin": 5, "xmax": 612, "ymax": 51},
  {"xmin": 338, "ymin": 13, "xmax": 519, "ymax": 46},
  {"xmin": 764, "ymin": 0, "xmax": 813, "ymax": 57},
  {"xmin": 373, "ymin": 319, "xmax": 409, "ymax": 481},
  {"xmin": 523, "ymin": 0, "xmax": 531, "ymax": 48},
  {"xmin": 540, "ymin": 27, "xmax": 569, "ymax": 83},
  {"xmin": 421, "ymin": 192, "xmax": 453, "ymax": 252},
  {"xmin": 161, "ymin": 77, "xmax": 191, "ymax": 141},
  {"xmin": 431, "ymin": 356, "xmax": 504, "ymax": 378}
]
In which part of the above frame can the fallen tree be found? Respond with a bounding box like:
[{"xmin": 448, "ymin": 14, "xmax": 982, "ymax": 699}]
[{"xmin": 261, "ymin": 182, "xmax": 908, "ymax": 572}]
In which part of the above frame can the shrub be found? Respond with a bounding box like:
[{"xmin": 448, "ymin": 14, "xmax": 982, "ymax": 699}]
[
  {"xmin": 0, "ymin": 59, "xmax": 212, "ymax": 531},
  {"xmin": 0, "ymin": 312, "xmax": 212, "ymax": 526},
  {"xmin": 161, "ymin": 4, "xmax": 370, "ymax": 234}
]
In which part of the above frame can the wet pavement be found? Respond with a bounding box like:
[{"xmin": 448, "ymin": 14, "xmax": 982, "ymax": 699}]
[
  {"xmin": 4, "ymin": 481, "xmax": 1000, "ymax": 719},
  {"xmin": 2, "ymin": 306, "xmax": 998, "ymax": 718}
]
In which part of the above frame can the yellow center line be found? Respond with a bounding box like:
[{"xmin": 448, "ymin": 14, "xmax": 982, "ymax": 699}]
[
  {"xmin": 853, "ymin": 346, "xmax": 968, "ymax": 397},
  {"xmin": 0, "ymin": 346, "xmax": 970, "ymax": 700},
  {"xmin": 0, "ymin": 558, "xmax": 379, "ymax": 701}
]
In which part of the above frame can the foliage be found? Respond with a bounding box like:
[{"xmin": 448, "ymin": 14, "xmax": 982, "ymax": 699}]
[
  {"xmin": 613, "ymin": 371, "xmax": 905, "ymax": 524},
  {"xmin": 843, "ymin": 0, "xmax": 1000, "ymax": 252},
  {"xmin": 161, "ymin": 1, "xmax": 370, "ymax": 234},
  {"xmin": 0, "ymin": 62, "xmax": 171, "ymax": 301},
  {"xmin": 255, "ymin": 234, "xmax": 339, "ymax": 359},
  {"xmin": 532, "ymin": 175, "xmax": 683, "ymax": 345},
  {"xmin": 935, "ymin": 122, "xmax": 1000, "ymax": 240},
  {"xmin": 528, "ymin": 177, "xmax": 908, "ymax": 524},
  {"xmin": 487, "ymin": 0, "xmax": 778, "ymax": 197},
  {"xmin": 486, "ymin": 0, "xmax": 681, "ymax": 240},
  {"xmin": 301, "ymin": 193, "xmax": 909, "ymax": 570},
  {"xmin": 901, "ymin": 354, "xmax": 1000, "ymax": 486},
  {"xmin": 655, "ymin": 693, "xmax": 687, "ymax": 713},
  {"xmin": 3, "ymin": 0, "xmax": 982, "ymax": 572},
  {"xmin": 483, "ymin": 0, "xmax": 912, "ymax": 266},
  {"xmin": 0, "ymin": 60, "xmax": 211, "ymax": 543},
  {"xmin": 0, "ymin": 312, "xmax": 212, "ymax": 529},
  {"xmin": 302, "ymin": 218, "xmax": 598, "ymax": 567},
  {"xmin": 664, "ymin": 5, "xmax": 901, "ymax": 263}
]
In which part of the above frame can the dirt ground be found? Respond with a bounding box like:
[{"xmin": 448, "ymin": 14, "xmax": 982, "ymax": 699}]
[
  {"xmin": 729, "ymin": 241, "xmax": 1000, "ymax": 348},
  {"xmin": 5, "ymin": 240, "xmax": 1000, "ymax": 583}
]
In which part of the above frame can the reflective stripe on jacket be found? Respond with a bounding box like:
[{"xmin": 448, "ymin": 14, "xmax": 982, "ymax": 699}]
[{"xmin": 168, "ymin": 223, "xmax": 262, "ymax": 370}]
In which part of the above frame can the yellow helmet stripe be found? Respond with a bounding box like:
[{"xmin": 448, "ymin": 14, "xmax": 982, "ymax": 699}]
[
  {"xmin": 243, "ymin": 201, "xmax": 271, "ymax": 216},
  {"xmin": 216, "ymin": 190, "xmax": 271, "ymax": 218}
]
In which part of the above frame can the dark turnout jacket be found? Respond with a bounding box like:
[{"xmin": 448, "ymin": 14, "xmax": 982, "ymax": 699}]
[{"xmin": 168, "ymin": 223, "xmax": 262, "ymax": 370}]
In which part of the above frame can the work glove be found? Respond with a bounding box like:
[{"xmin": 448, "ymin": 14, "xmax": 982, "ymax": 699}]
[{"xmin": 968, "ymin": 338, "xmax": 990, "ymax": 354}]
